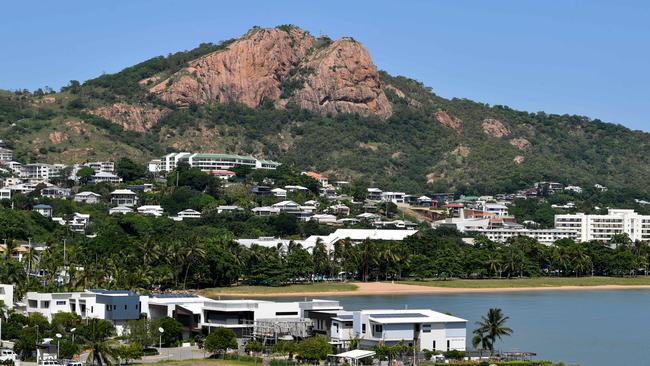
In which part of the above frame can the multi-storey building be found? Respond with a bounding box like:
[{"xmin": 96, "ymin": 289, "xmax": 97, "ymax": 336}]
[
  {"xmin": 24, "ymin": 290, "xmax": 140, "ymax": 334},
  {"xmin": 84, "ymin": 161, "xmax": 115, "ymax": 173},
  {"xmin": 471, "ymin": 228, "xmax": 578, "ymax": 245},
  {"xmin": 555, "ymin": 209, "xmax": 650, "ymax": 242},
  {"xmin": 155, "ymin": 152, "xmax": 280, "ymax": 173},
  {"xmin": 0, "ymin": 148, "xmax": 12, "ymax": 162}
]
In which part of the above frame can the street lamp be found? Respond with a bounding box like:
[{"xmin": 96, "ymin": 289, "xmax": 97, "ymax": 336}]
[
  {"xmin": 158, "ymin": 327, "xmax": 164, "ymax": 350},
  {"xmin": 56, "ymin": 333, "xmax": 62, "ymax": 360},
  {"xmin": 70, "ymin": 328, "xmax": 76, "ymax": 344}
]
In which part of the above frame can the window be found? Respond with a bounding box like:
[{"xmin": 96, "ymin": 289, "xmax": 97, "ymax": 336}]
[
  {"xmin": 422, "ymin": 324, "xmax": 431, "ymax": 333},
  {"xmin": 362, "ymin": 324, "xmax": 366, "ymax": 334},
  {"xmin": 124, "ymin": 305, "xmax": 127, "ymax": 310},
  {"xmin": 56, "ymin": 301, "xmax": 66, "ymax": 306},
  {"xmin": 447, "ymin": 340, "xmax": 450, "ymax": 351},
  {"xmin": 374, "ymin": 324, "xmax": 383, "ymax": 333},
  {"xmin": 41, "ymin": 301, "xmax": 50, "ymax": 308},
  {"xmin": 275, "ymin": 311, "xmax": 298, "ymax": 316},
  {"xmin": 432, "ymin": 341, "xmax": 436, "ymax": 351}
]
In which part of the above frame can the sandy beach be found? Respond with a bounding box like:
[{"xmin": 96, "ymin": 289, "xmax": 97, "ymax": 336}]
[{"xmin": 204, "ymin": 281, "xmax": 650, "ymax": 298}]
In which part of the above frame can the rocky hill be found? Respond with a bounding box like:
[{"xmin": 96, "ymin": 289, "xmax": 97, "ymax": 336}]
[{"xmin": 2, "ymin": 25, "xmax": 650, "ymax": 195}]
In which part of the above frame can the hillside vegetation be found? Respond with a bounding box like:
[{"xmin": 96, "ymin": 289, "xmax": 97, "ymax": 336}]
[{"xmin": 2, "ymin": 26, "xmax": 650, "ymax": 195}]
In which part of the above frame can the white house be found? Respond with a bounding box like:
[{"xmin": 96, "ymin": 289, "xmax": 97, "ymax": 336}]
[
  {"xmin": 74, "ymin": 191, "xmax": 102, "ymax": 204},
  {"xmin": 381, "ymin": 192, "xmax": 405, "ymax": 204},
  {"xmin": 285, "ymin": 185, "xmax": 309, "ymax": 193},
  {"xmin": 41, "ymin": 186, "xmax": 72, "ymax": 200},
  {"xmin": 0, "ymin": 284, "xmax": 13, "ymax": 308},
  {"xmin": 176, "ymin": 209, "xmax": 201, "ymax": 219},
  {"xmin": 33, "ymin": 204, "xmax": 53, "ymax": 218},
  {"xmin": 311, "ymin": 214, "xmax": 338, "ymax": 224},
  {"xmin": 68, "ymin": 213, "xmax": 90, "ymax": 232},
  {"xmin": 84, "ymin": 161, "xmax": 115, "ymax": 173},
  {"xmin": 217, "ymin": 205, "xmax": 244, "ymax": 214},
  {"xmin": 90, "ymin": 171, "xmax": 122, "ymax": 184},
  {"xmin": 209, "ymin": 169, "xmax": 236, "ymax": 180},
  {"xmin": 482, "ymin": 202, "xmax": 509, "ymax": 217},
  {"xmin": 271, "ymin": 188, "xmax": 287, "ymax": 198},
  {"xmin": 0, "ymin": 188, "xmax": 11, "ymax": 200},
  {"xmin": 350, "ymin": 309, "xmax": 466, "ymax": 352},
  {"xmin": 367, "ymin": 188, "xmax": 383, "ymax": 201},
  {"xmin": 110, "ymin": 189, "xmax": 137, "ymax": 206},
  {"xmin": 137, "ymin": 205, "xmax": 164, "ymax": 217},
  {"xmin": 109, "ymin": 206, "xmax": 133, "ymax": 215}
]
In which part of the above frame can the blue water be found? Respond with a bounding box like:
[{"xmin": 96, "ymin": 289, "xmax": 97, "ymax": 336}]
[{"xmin": 270, "ymin": 290, "xmax": 650, "ymax": 366}]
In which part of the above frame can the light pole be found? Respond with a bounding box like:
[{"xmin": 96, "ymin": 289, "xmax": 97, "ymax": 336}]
[
  {"xmin": 158, "ymin": 327, "xmax": 164, "ymax": 351},
  {"xmin": 56, "ymin": 333, "xmax": 62, "ymax": 360},
  {"xmin": 70, "ymin": 328, "xmax": 76, "ymax": 344}
]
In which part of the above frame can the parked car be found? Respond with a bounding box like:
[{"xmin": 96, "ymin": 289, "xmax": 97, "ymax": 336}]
[
  {"xmin": 37, "ymin": 360, "xmax": 63, "ymax": 366},
  {"xmin": 0, "ymin": 349, "xmax": 16, "ymax": 362},
  {"xmin": 65, "ymin": 361, "xmax": 83, "ymax": 366}
]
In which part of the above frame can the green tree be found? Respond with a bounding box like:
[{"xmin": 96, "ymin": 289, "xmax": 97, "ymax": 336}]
[
  {"xmin": 156, "ymin": 317, "xmax": 183, "ymax": 346},
  {"xmin": 79, "ymin": 319, "xmax": 117, "ymax": 366},
  {"xmin": 76, "ymin": 166, "xmax": 95, "ymax": 185},
  {"xmin": 296, "ymin": 336, "xmax": 332, "ymax": 361},
  {"xmin": 116, "ymin": 157, "xmax": 147, "ymax": 182},
  {"xmin": 204, "ymin": 327, "xmax": 238, "ymax": 356}
]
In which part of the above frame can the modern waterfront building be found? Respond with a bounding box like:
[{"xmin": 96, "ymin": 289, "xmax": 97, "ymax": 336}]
[
  {"xmin": 154, "ymin": 152, "xmax": 280, "ymax": 173},
  {"xmin": 24, "ymin": 290, "xmax": 140, "ymax": 334},
  {"xmin": 346, "ymin": 309, "xmax": 466, "ymax": 352},
  {"xmin": 555, "ymin": 209, "xmax": 650, "ymax": 242}
]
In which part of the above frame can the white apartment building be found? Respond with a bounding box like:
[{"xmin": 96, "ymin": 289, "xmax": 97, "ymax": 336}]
[
  {"xmin": 0, "ymin": 148, "xmax": 12, "ymax": 162},
  {"xmin": 555, "ymin": 209, "xmax": 650, "ymax": 242},
  {"xmin": 0, "ymin": 188, "xmax": 10, "ymax": 200},
  {"xmin": 24, "ymin": 290, "xmax": 140, "ymax": 335},
  {"xmin": 155, "ymin": 152, "xmax": 280, "ymax": 173},
  {"xmin": 84, "ymin": 161, "xmax": 114, "ymax": 173},
  {"xmin": 481, "ymin": 202, "xmax": 509, "ymax": 216},
  {"xmin": 472, "ymin": 228, "xmax": 578, "ymax": 245},
  {"xmin": 21, "ymin": 163, "xmax": 61, "ymax": 181}
]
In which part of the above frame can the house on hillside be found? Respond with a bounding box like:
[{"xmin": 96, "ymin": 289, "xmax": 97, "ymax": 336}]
[
  {"xmin": 367, "ymin": 188, "xmax": 383, "ymax": 201},
  {"xmin": 110, "ymin": 189, "xmax": 137, "ymax": 206},
  {"xmin": 109, "ymin": 206, "xmax": 133, "ymax": 215},
  {"xmin": 41, "ymin": 186, "xmax": 72, "ymax": 200},
  {"xmin": 33, "ymin": 204, "xmax": 53, "ymax": 218},
  {"xmin": 74, "ymin": 191, "xmax": 102, "ymax": 204},
  {"xmin": 90, "ymin": 171, "xmax": 122, "ymax": 184},
  {"xmin": 271, "ymin": 188, "xmax": 287, "ymax": 198},
  {"xmin": 303, "ymin": 171, "xmax": 329, "ymax": 187}
]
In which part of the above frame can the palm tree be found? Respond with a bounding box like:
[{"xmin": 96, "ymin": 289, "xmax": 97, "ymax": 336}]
[
  {"xmin": 471, "ymin": 328, "xmax": 492, "ymax": 358},
  {"xmin": 474, "ymin": 308, "xmax": 513, "ymax": 356},
  {"xmin": 81, "ymin": 318, "xmax": 118, "ymax": 366}
]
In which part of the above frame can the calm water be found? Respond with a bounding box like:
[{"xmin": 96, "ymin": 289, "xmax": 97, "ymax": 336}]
[{"xmin": 270, "ymin": 290, "xmax": 650, "ymax": 366}]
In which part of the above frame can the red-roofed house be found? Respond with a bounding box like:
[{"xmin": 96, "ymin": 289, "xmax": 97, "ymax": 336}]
[
  {"xmin": 303, "ymin": 171, "xmax": 329, "ymax": 187},
  {"xmin": 209, "ymin": 170, "xmax": 236, "ymax": 180}
]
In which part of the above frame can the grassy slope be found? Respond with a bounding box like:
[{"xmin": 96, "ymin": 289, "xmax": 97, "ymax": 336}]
[
  {"xmin": 402, "ymin": 276, "xmax": 650, "ymax": 288},
  {"xmin": 199, "ymin": 282, "xmax": 358, "ymax": 296}
]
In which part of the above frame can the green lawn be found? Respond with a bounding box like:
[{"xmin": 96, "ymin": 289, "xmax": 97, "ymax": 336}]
[
  {"xmin": 200, "ymin": 282, "xmax": 358, "ymax": 296},
  {"xmin": 402, "ymin": 276, "xmax": 650, "ymax": 288}
]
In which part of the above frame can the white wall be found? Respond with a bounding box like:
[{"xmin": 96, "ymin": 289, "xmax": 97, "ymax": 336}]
[{"xmin": 0, "ymin": 284, "xmax": 13, "ymax": 309}]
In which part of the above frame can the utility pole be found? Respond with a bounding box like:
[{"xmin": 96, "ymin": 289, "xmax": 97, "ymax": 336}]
[
  {"xmin": 63, "ymin": 238, "xmax": 67, "ymax": 267},
  {"xmin": 27, "ymin": 237, "xmax": 32, "ymax": 280}
]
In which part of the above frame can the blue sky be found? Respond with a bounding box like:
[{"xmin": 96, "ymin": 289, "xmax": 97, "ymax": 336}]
[{"xmin": 1, "ymin": 0, "xmax": 649, "ymax": 130}]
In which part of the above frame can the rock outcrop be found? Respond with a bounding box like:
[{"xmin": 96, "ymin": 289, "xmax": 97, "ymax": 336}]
[
  {"xmin": 149, "ymin": 27, "xmax": 392, "ymax": 118},
  {"xmin": 89, "ymin": 103, "xmax": 168, "ymax": 132},
  {"xmin": 482, "ymin": 118, "xmax": 510, "ymax": 138},
  {"xmin": 509, "ymin": 138, "xmax": 531, "ymax": 150},
  {"xmin": 434, "ymin": 111, "xmax": 462, "ymax": 132}
]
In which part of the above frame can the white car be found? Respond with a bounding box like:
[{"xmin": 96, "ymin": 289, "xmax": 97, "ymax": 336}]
[
  {"xmin": 65, "ymin": 362, "xmax": 83, "ymax": 366},
  {"xmin": 37, "ymin": 360, "xmax": 63, "ymax": 366},
  {"xmin": 0, "ymin": 349, "xmax": 16, "ymax": 362}
]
